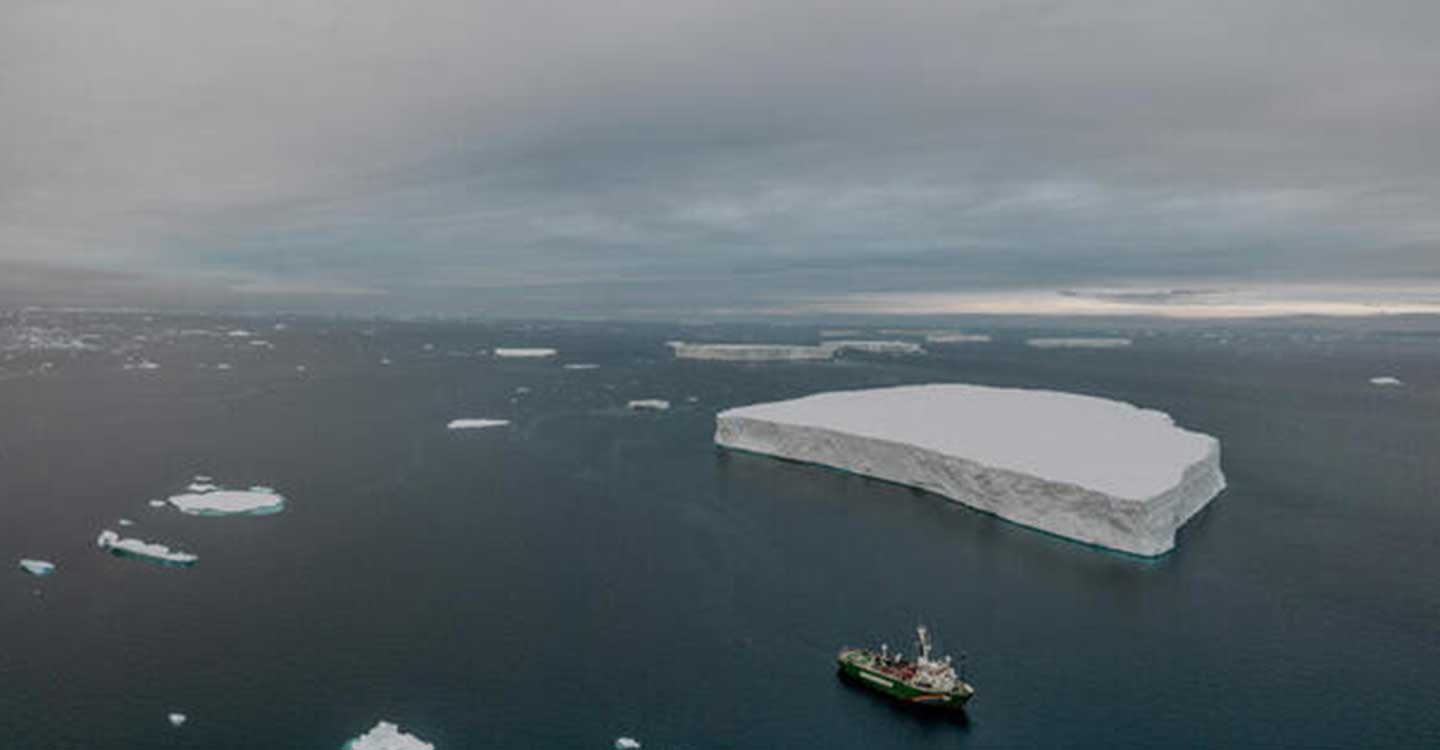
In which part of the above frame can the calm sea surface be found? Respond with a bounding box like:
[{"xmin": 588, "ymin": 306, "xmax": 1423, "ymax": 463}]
[{"xmin": 1, "ymin": 315, "xmax": 1437, "ymax": 748}]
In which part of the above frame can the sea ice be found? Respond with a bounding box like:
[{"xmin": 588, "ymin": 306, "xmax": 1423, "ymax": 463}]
[
  {"xmin": 716, "ymin": 384, "xmax": 1225, "ymax": 557},
  {"xmin": 344, "ymin": 720, "xmax": 435, "ymax": 750},
  {"xmin": 670, "ymin": 342, "xmax": 834, "ymax": 361},
  {"xmin": 18, "ymin": 559, "xmax": 56, "ymax": 576},
  {"xmin": 96, "ymin": 530, "xmax": 198, "ymax": 566},
  {"xmin": 627, "ymin": 399, "xmax": 671, "ymax": 411},
  {"xmin": 167, "ymin": 485, "xmax": 286, "ymax": 516},
  {"xmin": 448, "ymin": 418, "xmax": 511, "ymax": 430},
  {"xmin": 494, "ymin": 347, "xmax": 558, "ymax": 358},
  {"xmin": 168, "ymin": 713, "xmax": 187, "ymax": 727},
  {"xmin": 1369, "ymin": 376, "xmax": 1404, "ymax": 386},
  {"xmin": 1026, "ymin": 337, "xmax": 1132, "ymax": 349},
  {"xmin": 614, "ymin": 738, "xmax": 642, "ymax": 750}
]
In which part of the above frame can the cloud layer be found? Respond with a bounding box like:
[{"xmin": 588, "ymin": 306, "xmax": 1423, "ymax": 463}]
[{"xmin": 3, "ymin": 0, "xmax": 1438, "ymax": 315}]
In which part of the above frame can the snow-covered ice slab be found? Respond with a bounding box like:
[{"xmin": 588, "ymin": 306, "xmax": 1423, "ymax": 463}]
[
  {"xmin": 344, "ymin": 721, "xmax": 435, "ymax": 750},
  {"xmin": 494, "ymin": 347, "xmax": 557, "ymax": 358},
  {"xmin": 447, "ymin": 418, "xmax": 511, "ymax": 429},
  {"xmin": 1369, "ymin": 376, "xmax": 1404, "ymax": 387},
  {"xmin": 716, "ymin": 384, "xmax": 1225, "ymax": 557},
  {"xmin": 1026, "ymin": 337, "xmax": 1132, "ymax": 349},
  {"xmin": 18, "ymin": 558, "xmax": 56, "ymax": 576},
  {"xmin": 167, "ymin": 484, "xmax": 286, "ymax": 516},
  {"xmin": 926, "ymin": 333, "xmax": 992, "ymax": 344},
  {"xmin": 96, "ymin": 530, "xmax": 198, "ymax": 566},
  {"xmin": 670, "ymin": 342, "xmax": 834, "ymax": 361},
  {"xmin": 614, "ymin": 738, "xmax": 642, "ymax": 750},
  {"xmin": 627, "ymin": 399, "xmax": 671, "ymax": 411},
  {"xmin": 563, "ymin": 363, "xmax": 600, "ymax": 370}
]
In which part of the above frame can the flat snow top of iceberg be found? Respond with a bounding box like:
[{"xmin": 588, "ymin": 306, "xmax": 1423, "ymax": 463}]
[
  {"xmin": 167, "ymin": 487, "xmax": 285, "ymax": 515},
  {"xmin": 345, "ymin": 721, "xmax": 435, "ymax": 750},
  {"xmin": 719, "ymin": 384, "xmax": 1216, "ymax": 500}
]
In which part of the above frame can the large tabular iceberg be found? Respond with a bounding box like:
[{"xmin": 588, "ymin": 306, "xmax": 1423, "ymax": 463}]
[
  {"xmin": 716, "ymin": 384, "xmax": 1225, "ymax": 556},
  {"xmin": 167, "ymin": 484, "xmax": 286, "ymax": 516},
  {"xmin": 670, "ymin": 342, "xmax": 834, "ymax": 361}
]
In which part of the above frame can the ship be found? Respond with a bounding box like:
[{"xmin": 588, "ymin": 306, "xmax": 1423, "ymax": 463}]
[{"xmin": 836, "ymin": 625, "xmax": 974, "ymax": 709}]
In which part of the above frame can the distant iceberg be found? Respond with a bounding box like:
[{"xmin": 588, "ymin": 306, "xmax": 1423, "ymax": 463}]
[
  {"xmin": 925, "ymin": 332, "xmax": 992, "ymax": 344},
  {"xmin": 1369, "ymin": 376, "xmax": 1404, "ymax": 387},
  {"xmin": 1026, "ymin": 337, "xmax": 1132, "ymax": 349},
  {"xmin": 627, "ymin": 399, "xmax": 671, "ymax": 411},
  {"xmin": 670, "ymin": 342, "xmax": 834, "ymax": 361},
  {"xmin": 18, "ymin": 558, "xmax": 56, "ymax": 576},
  {"xmin": 614, "ymin": 738, "xmax": 642, "ymax": 750},
  {"xmin": 344, "ymin": 721, "xmax": 435, "ymax": 750},
  {"xmin": 168, "ymin": 713, "xmax": 187, "ymax": 728},
  {"xmin": 821, "ymin": 339, "xmax": 925, "ymax": 355},
  {"xmin": 563, "ymin": 363, "xmax": 600, "ymax": 370},
  {"xmin": 96, "ymin": 530, "xmax": 198, "ymax": 567},
  {"xmin": 167, "ymin": 484, "xmax": 286, "ymax": 516},
  {"xmin": 447, "ymin": 418, "xmax": 511, "ymax": 430},
  {"xmin": 494, "ymin": 347, "xmax": 557, "ymax": 358},
  {"xmin": 717, "ymin": 384, "xmax": 1225, "ymax": 557}
]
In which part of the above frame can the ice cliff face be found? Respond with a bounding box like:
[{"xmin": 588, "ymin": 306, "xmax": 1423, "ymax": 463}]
[{"xmin": 715, "ymin": 384, "xmax": 1225, "ymax": 557}]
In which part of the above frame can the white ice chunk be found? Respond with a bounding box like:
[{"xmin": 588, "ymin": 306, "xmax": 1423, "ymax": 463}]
[
  {"xmin": 168, "ymin": 713, "xmax": 187, "ymax": 727},
  {"xmin": 670, "ymin": 343, "xmax": 834, "ymax": 361},
  {"xmin": 614, "ymin": 738, "xmax": 642, "ymax": 750},
  {"xmin": 1026, "ymin": 337, "xmax": 1132, "ymax": 349},
  {"xmin": 627, "ymin": 399, "xmax": 671, "ymax": 411},
  {"xmin": 18, "ymin": 558, "xmax": 56, "ymax": 576},
  {"xmin": 186, "ymin": 482, "xmax": 220, "ymax": 493},
  {"xmin": 167, "ymin": 486, "xmax": 286, "ymax": 516},
  {"xmin": 215, "ymin": 363, "xmax": 233, "ymax": 371},
  {"xmin": 344, "ymin": 720, "xmax": 435, "ymax": 750},
  {"xmin": 1369, "ymin": 376, "xmax": 1404, "ymax": 386},
  {"xmin": 447, "ymin": 418, "xmax": 511, "ymax": 430},
  {"xmin": 96, "ymin": 530, "xmax": 198, "ymax": 566},
  {"xmin": 117, "ymin": 518, "xmax": 135, "ymax": 526},
  {"xmin": 716, "ymin": 384, "xmax": 1225, "ymax": 557},
  {"xmin": 563, "ymin": 363, "xmax": 600, "ymax": 370},
  {"xmin": 226, "ymin": 329, "xmax": 253, "ymax": 338},
  {"xmin": 494, "ymin": 347, "xmax": 557, "ymax": 358}
]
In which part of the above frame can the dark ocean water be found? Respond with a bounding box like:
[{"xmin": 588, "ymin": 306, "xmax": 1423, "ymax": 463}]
[{"xmin": 1, "ymin": 315, "xmax": 1438, "ymax": 748}]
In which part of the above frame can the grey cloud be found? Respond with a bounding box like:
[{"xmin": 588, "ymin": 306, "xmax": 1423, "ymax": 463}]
[{"xmin": 2, "ymin": 0, "xmax": 1438, "ymax": 315}]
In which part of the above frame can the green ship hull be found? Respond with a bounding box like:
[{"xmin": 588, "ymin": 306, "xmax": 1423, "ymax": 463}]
[{"xmin": 837, "ymin": 648, "xmax": 974, "ymax": 709}]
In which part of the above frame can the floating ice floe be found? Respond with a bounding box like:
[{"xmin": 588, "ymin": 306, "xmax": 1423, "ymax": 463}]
[
  {"xmin": 627, "ymin": 399, "xmax": 671, "ymax": 411},
  {"xmin": 925, "ymin": 333, "xmax": 992, "ymax": 344},
  {"xmin": 1026, "ymin": 337, "xmax": 1133, "ymax": 349},
  {"xmin": 167, "ymin": 484, "xmax": 286, "ymax": 516},
  {"xmin": 226, "ymin": 329, "xmax": 253, "ymax": 338},
  {"xmin": 18, "ymin": 559, "xmax": 56, "ymax": 576},
  {"xmin": 147, "ymin": 499, "xmax": 167, "ymax": 508},
  {"xmin": 447, "ymin": 418, "xmax": 511, "ymax": 430},
  {"xmin": 123, "ymin": 360, "xmax": 161, "ymax": 371},
  {"xmin": 819, "ymin": 329, "xmax": 863, "ymax": 337},
  {"xmin": 117, "ymin": 518, "xmax": 135, "ymax": 526},
  {"xmin": 494, "ymin": 347, "xmax": 558, "ymax": 358},
  {"xmin": 614, "ymin": 737, "xmax": 642, "ymax": 749},
  {"xmin": 563, "ymin": 363, "xmax": 600, "ymax": 370},
  {"xmin": 1369, "ymin": 376, "xmax": 1404, "ymax": 387},
  {"xmin": 821, "ymin": 340, "xmax": 926, "ymax": 356},
  {"xmin": 96, "ymin": 530, "xmax": 198, "ymax": 566},
  {"xmin": 716, "ymin": 384, "xmax": 1225, "ymax": 557},
  {"xmin": 215, "ymin": 363, "xmax": 233, "ymax": 371},
  {"xmin": 344, "ymin": 720, "xmax": 435, "ymax": 750},
  {"xmin": 380, "ymin": 357, "xmax": 393, "ymax": 366},
  {"xmin": 168, "ymin": 713, "xmax": 187, "ymax": 728},
  {"xmin": 669, "ymin": 342, "xmax": 834, "ymax": 361}
]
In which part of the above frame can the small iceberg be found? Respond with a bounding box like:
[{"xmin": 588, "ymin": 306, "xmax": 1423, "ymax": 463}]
[
  {"xmin": 447, "ymin": 418, "xmax": 511, "ymax": 430},
  {"xmin": 117, "ymin": 518, "xmax": 135, "ymax": 526},
  {"xmin": 18, "ymin": 558, "xmax": 56, "ymax": 576},
  {"xmin": 167, "ymin": 484, "xmax": 286, "ymax": 516},
  {"xmin": 344, "ymin": 720, "xmax": 435, "ymax": 750},
  {"xmin": 168, "ymin": 713, "xmax": 188, "ymax": 728},
  {"xmin": 563, "ymin": 363, "xmax": 600, "ymax": 370},
  {"xmin": 615, "ymin": 738, "xmax": 642, "ymax": 750},
  {"xmin": 627, "ymin": 399, "xmax": 671, "ymax": 411},
  {"xmin": 147, "ymin": 499, "xmax": 167, "ymax": 508},
  {"xmin": 1369, "ymin": 376, "xmax": 1404, "ymax": 387},
  {"xmin": 97, "ymin": 530, "xmax": 198, "ymax": 567},
  {"xmin": 925, "ymin": 332, "xmax": 992, "ymax": 344},
  {"xmin": 494, "ymin": 347, "xmax": 557, "ymax": 358}
]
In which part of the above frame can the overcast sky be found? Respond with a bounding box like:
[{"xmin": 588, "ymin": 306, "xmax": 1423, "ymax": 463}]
[{"xmin": 3, "ymin": 0, "xmax": 1438, "ymax": 317}]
